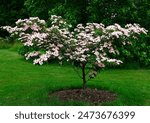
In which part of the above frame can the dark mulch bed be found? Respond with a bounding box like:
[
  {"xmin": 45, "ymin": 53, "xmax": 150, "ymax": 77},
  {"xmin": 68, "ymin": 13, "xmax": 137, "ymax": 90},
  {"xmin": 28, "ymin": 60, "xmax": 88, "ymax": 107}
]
[{"xmin": 49, "ymin": 88, "xmax": 117, "ymax": 105}]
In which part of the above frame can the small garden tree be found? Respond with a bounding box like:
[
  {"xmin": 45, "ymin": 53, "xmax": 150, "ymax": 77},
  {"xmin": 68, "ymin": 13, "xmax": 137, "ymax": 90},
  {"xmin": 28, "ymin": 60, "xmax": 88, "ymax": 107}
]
[{"xmin": 2, "ymin": 15, "xmax": 147, "ymax": 88}]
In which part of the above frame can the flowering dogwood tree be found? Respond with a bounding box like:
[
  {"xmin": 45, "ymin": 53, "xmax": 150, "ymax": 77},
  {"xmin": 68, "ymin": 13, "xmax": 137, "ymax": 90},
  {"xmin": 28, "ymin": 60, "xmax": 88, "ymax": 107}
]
[{"xmin": 2, "ymin": 15, "xmax": 147, "ymax": 88}]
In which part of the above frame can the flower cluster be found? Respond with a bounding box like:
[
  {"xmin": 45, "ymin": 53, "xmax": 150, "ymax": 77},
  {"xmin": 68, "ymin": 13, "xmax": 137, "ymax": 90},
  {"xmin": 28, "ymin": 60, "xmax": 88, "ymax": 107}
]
[
  {"xmin": 2, "ymin": 16, "xmax": 71, "ymax": 65},
  {"xmin": 65, "ymin": 22, "xmax": 147, "ymax": 67}
]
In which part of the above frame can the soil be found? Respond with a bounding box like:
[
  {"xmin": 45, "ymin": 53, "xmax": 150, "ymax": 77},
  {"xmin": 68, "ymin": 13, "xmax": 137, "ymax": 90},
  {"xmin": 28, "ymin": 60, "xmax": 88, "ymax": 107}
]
[{"xmin": 49, "ymin": 88, "xmax": 117, "ymax": 105}]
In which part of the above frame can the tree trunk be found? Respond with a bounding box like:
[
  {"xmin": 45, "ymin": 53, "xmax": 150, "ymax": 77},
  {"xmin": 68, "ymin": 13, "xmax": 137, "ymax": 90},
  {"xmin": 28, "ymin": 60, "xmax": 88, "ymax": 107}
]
[{"xmin": 81, "ymin": 63, "xmax": 86, "ymax": 89}]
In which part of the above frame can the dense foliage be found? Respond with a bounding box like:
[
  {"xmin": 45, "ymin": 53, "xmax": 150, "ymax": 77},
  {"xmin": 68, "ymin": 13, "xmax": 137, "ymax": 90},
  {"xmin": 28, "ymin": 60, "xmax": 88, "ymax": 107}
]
[
  {"xmin": 0, "ymin": 0, "xmax": 150, "ymax": 28},
  {"xmin": 24, "ymin": 0, "xmax": 150, "ymax": 28},
  {"xmin": 0, "ymin": 0, "xmax": 28, "ymax": 37}
]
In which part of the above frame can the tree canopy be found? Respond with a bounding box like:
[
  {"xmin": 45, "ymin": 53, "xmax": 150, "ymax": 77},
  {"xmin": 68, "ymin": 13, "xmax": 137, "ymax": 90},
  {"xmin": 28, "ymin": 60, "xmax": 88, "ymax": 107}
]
[{"xmin": 0, "ymin": 0, "xmax": 150, "ymax": 67}]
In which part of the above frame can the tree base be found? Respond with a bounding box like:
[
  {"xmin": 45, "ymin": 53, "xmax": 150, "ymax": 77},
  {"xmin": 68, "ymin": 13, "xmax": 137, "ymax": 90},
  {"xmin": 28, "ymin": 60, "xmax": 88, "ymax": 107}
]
[{"xmin": 49, "ymin": 88, "xmax": 117, "ymax": 105}]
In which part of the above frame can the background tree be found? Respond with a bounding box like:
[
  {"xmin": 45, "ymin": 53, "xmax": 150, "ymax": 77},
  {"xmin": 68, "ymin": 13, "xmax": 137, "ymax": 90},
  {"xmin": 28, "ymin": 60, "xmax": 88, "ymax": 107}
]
[{"xmin": 0, "ymin": 0, "xmax": 28, "ymax": 37}]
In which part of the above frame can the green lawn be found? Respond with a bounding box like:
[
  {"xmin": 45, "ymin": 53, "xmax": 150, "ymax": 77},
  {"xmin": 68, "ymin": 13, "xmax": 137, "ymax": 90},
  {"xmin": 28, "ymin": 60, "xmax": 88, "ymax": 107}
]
[{"xmin": 0, "ymin": 49, "xmax": 150, "ymax": 106}]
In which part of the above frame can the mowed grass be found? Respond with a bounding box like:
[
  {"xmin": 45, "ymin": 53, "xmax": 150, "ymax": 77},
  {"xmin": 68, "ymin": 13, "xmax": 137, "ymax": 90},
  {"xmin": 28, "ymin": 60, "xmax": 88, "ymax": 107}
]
[{"xmin": 0, "ymin": 49, "xmax": 150, "ymax": 106}]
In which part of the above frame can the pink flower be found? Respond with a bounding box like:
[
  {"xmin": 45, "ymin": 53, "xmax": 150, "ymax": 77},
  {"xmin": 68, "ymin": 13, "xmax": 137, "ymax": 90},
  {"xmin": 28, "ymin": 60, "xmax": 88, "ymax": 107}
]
[
  {"xmin": 95, "ymin": 62, "xmax": 105, "ymax": 68},
  {"xmin": 30, "ymin": 24, "xmax": 41, "ymax": 31}
]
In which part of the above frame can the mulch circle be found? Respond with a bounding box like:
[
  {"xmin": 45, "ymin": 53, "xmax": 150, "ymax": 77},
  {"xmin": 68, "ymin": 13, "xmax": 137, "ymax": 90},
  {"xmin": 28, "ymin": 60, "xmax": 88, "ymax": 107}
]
[{"xmin": 49, "ymin": 88, "xmax": 117, "ymax": 105}]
